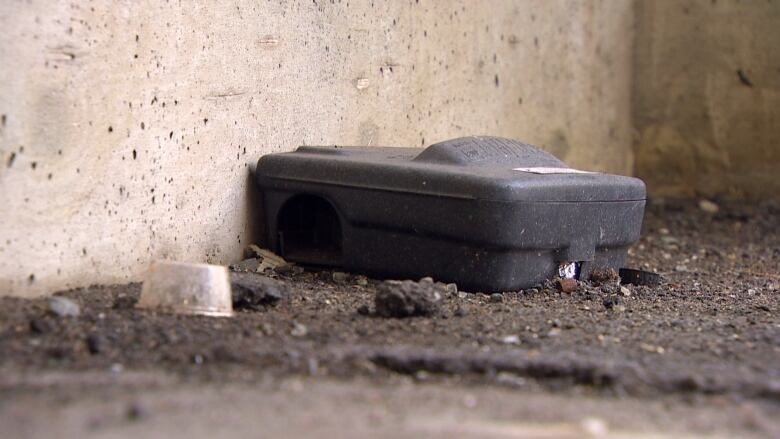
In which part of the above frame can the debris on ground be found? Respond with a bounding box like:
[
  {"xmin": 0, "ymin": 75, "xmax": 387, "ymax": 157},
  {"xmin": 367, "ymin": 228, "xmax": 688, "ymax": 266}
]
[
  {"xmin": 556, "ymin": 278, "xmax": 578, "ymax": 293},
  {"xmin": 698, "ymin": 199, "xmax": 720, "ymax": 214},
  {"xmin": 332, "ymin": 271, "xmax": 349, "ymax": 284},
  {"xmin": 0, "ymin": 201, "xmax": 778, "ymax": 438},
  {"xmin": 48, "ymin": 296, "xmax": 81, "ymax": 317},
  {"xmin": 501, "ymin": 335, "xmax": 520, "ymax": 345},
  {"xmin": 290, "ymin": 322, "xmax": 308, "ymax": 337},
  {"xmin": 113, "ymin": 293, "xmax": 137, "ymax": 309},
  {"xmin": 590, "ymin": 267, "xmax": 619, "ymax": 285},
  {"xmin": 245, "ymin": 245, "xmax": 288, "ymax": 272},
  {"xmin": 374, "ymin": 277, "xmax": 444, "ymax": 318},
  {"xmin": 273, "ymin": 264, "xmax": 304, "ymax": 276},
  {"xmin": 597, "ymin": 278, "xmax": 621, "ymax": 295},
  {"xmin": 230, "ymin": 272, "xmax": 287, "ymax": 310},
  {"xmin": 28, "ymin": 317, "xmax": 51, "ymax": 334},
  {"xmin": 230, "ymin": 258, "xmax": 261, "ymax": 273}
]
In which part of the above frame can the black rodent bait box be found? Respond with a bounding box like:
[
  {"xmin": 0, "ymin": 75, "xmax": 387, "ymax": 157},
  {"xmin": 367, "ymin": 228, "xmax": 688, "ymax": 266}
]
[{"xmin": 255, "ymin": 136, "xmax": 645, "ymax": 292}]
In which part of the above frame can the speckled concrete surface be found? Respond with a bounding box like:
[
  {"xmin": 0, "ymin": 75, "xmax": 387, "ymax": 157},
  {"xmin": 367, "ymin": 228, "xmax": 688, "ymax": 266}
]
[
  {"xmin": 633, "ymin": 0, "xmax": 780, "ymax": 200},
  {"xmin": 0, "ymin": 1, "xmax": 634, "ymax": 296}
]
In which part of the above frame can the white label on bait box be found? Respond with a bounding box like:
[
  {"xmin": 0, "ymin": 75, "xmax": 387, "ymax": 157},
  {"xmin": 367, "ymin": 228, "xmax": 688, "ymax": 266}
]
[{"xmin": 513, "ymin": 167, "xmax": 594, "ymax": 174}]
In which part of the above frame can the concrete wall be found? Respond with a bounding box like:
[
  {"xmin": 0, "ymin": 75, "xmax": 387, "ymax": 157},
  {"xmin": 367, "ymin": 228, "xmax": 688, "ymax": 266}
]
[
  {"xmin": 633, "ymin": 0, "xmax": 780, "ymax": 200},
  {"xmin": 0, "ymin": 1, "xmax": 635, "ymax": 297}
]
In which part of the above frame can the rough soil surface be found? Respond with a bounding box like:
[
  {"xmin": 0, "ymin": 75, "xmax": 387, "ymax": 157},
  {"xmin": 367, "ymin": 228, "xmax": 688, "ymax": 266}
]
[{"xmin": 1, "ymin": 200, "xmax": 779, "ymax": 438}]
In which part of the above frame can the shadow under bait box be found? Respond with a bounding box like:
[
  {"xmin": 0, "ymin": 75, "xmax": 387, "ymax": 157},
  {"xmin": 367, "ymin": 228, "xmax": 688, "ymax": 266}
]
[{"xmin": 255, "ymin": 136, "xmax": 645, "ymax": 292}]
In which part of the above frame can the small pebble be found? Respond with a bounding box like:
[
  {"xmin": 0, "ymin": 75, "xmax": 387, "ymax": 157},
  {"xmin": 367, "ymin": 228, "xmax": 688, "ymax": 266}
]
[
  {"xmin": 332, "ymin": 272, "xmax": 349, "ymax": 284},
  {"xmin": 230, "ymin": 258, "xmax": 260, "ymax": 272},
  {"xmin": 48, "ymin": 296, "xmax": 80, "ymax": 317},
  {"xmin": 357, "ymin": 304, "xmax": 370, "ymax": 315},
  {"xmin": 557, "ymin": 278, "xmax": 578, "ymax": 293},
  {"xmin": 273, "ymin": 264, "xmax": 299, "ymax": 275},
  {"xmin": 490, "ymin": 293, "xmax": 503, "ymax": 303},
  {"xmin": 374, "ymin": 279, "xmax": 443, "ymax": 318},
  {"xmin": 620, "ymin": 286, "xmax": 631, "ymax": 296},
  {"xmin": 495, "ymin": 371, "xmax": 526, "ymax": 387},
  {"xmin": 698, "ymin": 199, "xmax": 720, "ymax": 214},
  {"xmin": 602, "ymin": 297, "xmax": 620, "ymax": 310},
  {"xmin": 291, "ymin": 322, "xmax": 308, "ymax": 337},
  {"xmin": 501, "ymin": 335, "xmax": 520, "ymax": 345}
]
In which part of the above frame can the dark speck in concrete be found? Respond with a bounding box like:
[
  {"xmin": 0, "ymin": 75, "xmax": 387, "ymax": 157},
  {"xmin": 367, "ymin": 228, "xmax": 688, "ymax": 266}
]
[
  {"xmin": 737, "ymin": 69, "xmax": 753, "ymax": 87},
  {"xmin": 108, "ymin": 126, "xmax": 113, "ymax": 133},
  {"xmin": 7, "ymin": 152, "xmax": 15, "ymax": 167},
  {"xmin": 31, "ymin": 161, "xmax": 37, "ymax": 170},
  {"xmin": 494, "ymin": 74, "xmax": 499, "ymax": 87},
  {"xmin": 132, "ymin": 149, "xmax": 137, "ymax": 160}
]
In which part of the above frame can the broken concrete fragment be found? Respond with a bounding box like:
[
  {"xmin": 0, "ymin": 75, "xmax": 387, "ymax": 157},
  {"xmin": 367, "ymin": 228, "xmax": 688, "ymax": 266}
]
[
  {"xmin": 230, "ymin": 272, "xmax": 287, "ymax": 310},
  {"xmin": 374, "ymin": 278, "xmax": 444, "ymax": 318},
  {"xmin": 48, "ymin": 296, "xmax": 81, "ymax": 317}
]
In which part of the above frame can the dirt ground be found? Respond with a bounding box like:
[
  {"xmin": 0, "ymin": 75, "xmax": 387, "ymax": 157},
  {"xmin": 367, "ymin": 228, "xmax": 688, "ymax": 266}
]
[{"xmin": 1, "ymin": 200, "xmax": 779, "ymax": 438}]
